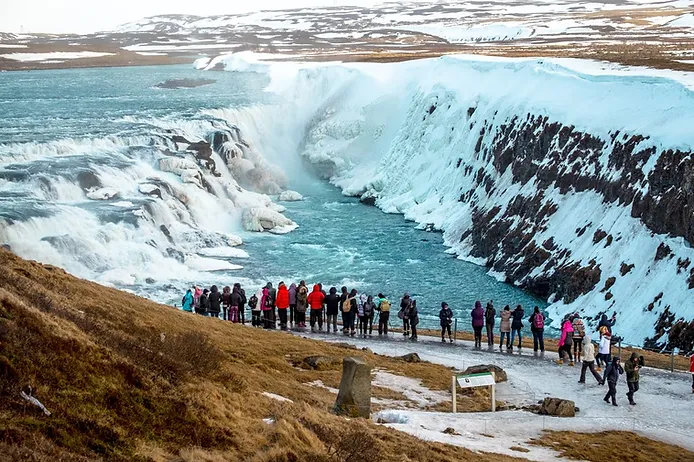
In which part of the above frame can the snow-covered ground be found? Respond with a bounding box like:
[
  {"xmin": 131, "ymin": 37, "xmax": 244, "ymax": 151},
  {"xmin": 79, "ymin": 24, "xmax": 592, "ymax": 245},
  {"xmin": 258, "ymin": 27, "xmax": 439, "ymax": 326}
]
[
  {"xmin": 0, "ymin": 51, "xmax": 115, "ymax": 62},
  {"xmin": 301, "ymin": 332, "xmax": 694, "ymax": 460}
]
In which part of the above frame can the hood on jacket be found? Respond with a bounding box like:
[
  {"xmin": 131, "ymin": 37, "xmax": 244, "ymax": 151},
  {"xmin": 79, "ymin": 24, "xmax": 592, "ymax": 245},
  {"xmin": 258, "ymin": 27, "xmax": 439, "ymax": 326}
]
[
  {"xmin": 262, "ymin": 288, "xmax": 269, "ymax": 296},
  {"xmin": 312, "ymin": 284, "xmax": 321, "ymax": 292},
  {"xmin": 630, "ymin": 352, "xmax": 639, "ymax": 360},
  {"xmin": 278, "ymin": 284, "xmax": 288, "ymax": 292},
  {"xmin": 330, "ymin": 287, "xmax": 337, "ymax": 295},
  {"xmin": 475, "ymin": 300, "xmax": 482, "ymax": 310},
  {"xmin": 611, "ymin": 356, "xmax": 621, "ymax": 365},
  {"xmin": 211, "ymin": 285, "xmax": 218, "ymax": 293},
  {"xmin": 289, "ymin": 283, "xmax": 297, "ymax": 290}
]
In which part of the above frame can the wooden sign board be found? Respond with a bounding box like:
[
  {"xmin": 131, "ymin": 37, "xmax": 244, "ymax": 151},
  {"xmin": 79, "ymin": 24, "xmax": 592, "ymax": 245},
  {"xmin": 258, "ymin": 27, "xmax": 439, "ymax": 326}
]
[{"xmin": 456, "ymin": 372, "xmax": 495, "ymax": 388}]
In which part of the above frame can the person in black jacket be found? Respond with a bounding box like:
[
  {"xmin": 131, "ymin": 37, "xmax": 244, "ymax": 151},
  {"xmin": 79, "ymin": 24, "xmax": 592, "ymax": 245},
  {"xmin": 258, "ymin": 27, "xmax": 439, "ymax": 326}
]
[
  {"xmin": 363, "ymin": 295, "xmax": 376, "ymax": 336},
  {"xmin": 230, "ymin": 284, "xmax": 243, "ymax": 323},
  {"xmin": 324, "ymin": 287, "xmax": 340, "ymax": 333},
  {"xmin": 598, "ymin": 312, "xmax": 617, "ymax": 335},
  {"xmin": 234, "ymin": 283, "xmax": 247, "ymax": 324},
  {"xmin": 603, "ymin": 356, "xmax": 624, "ymax": 406},
  {"xmin": 510, "ymin": 305, "xmax": 524, "ymax": 349},
  {"xmin": 484, "ymin": 300, "xmax": 496, "ymax": 347},
  {"xmin": 208, "ymin": 285, "xmax": 222, "ymax": 318},
  {"xmin": 439, "ymin": 302, "xmax": 453, "ymax": 343},
  {"xmin": 198, "ymin": 289, "xmax": 211, "ymax": 316}
]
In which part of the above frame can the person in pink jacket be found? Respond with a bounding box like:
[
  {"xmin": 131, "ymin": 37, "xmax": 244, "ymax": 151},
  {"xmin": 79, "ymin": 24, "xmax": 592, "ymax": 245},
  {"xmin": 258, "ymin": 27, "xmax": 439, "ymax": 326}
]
[
  {"xmin": 260, "ymin": 287, "xmax": 274, "ymax": 329},
  {"xmin": 690, "ymin": 355, "xmax": 694, "ymax": 393},
  {"xmin": 556, "ymin": 316, "xmax": 575, "ymax": 365}
]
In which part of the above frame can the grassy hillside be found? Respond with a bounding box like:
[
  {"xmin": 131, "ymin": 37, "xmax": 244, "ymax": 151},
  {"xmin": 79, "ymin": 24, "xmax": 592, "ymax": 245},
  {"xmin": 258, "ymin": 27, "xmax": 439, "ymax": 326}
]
[{"xmin": 0, "ymin": 249, "xmax": 513, "ymax": 461}]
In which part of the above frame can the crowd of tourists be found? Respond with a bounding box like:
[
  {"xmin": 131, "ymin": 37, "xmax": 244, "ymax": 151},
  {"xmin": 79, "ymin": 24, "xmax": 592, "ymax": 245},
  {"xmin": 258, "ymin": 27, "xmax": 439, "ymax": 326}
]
[{"xmin": 180, "ymin": 282, "xmax": 694, "ymax": 401}]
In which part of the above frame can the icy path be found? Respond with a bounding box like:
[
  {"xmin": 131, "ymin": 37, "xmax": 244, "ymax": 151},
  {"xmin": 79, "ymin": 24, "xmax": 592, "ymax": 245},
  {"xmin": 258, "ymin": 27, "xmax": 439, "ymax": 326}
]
[{"xmin": 296, "ymin": 331, "xmax": 694, "ymax": 460}]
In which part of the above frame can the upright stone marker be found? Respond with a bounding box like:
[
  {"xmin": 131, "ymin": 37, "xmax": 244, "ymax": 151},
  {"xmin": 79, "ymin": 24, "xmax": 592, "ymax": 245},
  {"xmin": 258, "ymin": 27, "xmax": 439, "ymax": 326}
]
[{"xmin": 335, "ymin": 357, "xmax": 371, "ymax": 418}]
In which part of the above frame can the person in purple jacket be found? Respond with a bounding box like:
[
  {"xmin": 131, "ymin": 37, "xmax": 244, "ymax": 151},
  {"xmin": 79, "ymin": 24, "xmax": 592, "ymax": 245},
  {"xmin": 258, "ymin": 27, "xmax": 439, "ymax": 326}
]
[{"xmin": 471, "ymin": 300, "xmax": 485, "ymax": 349}]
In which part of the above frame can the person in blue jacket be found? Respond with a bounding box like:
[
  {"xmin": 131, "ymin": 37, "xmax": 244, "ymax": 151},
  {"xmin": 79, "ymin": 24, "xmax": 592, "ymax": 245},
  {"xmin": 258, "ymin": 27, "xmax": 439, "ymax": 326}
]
[{"xmin": 181, "ymin": 288, "xmax": 194, "ymax": 313}]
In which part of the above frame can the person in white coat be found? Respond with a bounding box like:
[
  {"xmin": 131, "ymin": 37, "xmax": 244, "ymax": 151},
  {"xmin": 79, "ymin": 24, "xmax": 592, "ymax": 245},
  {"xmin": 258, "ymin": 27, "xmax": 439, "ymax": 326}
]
[
  {"xmin": 597, "ymin": 331, "xmax": 612, "ymax": 372},
  {"xmin": 578, "ymin": 336, "xmax": 604, "ymax": 384}
]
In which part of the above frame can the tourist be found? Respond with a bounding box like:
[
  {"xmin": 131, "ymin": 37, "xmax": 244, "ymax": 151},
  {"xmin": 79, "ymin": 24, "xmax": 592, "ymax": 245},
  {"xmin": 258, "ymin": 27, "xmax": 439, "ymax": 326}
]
[
  {"xmin": 276, "ymin": 282, "xmax": 290, "ymax": 330},
  {"xmin": 363, "ymin": 295, "xmax": 376, "ymax": 336},
  {"xmin": 399, "ymin": 293, "xmax": 412, "ymax": 337},
  {"xmin": 485, "ymin": 300, "xmax": 496, "ymax": 347},
  {"xmin": 288, "ymin": 283, "xmax": 297, "ymax": 327},
  {"xmin": 510, "ymin": 305, "xmax": 524, "ymax": 350},
  {"xmin": 578, "ymin": 335, "xmax": 603, "ymax": 385},
  {"xmin": 572, "ymin": 313, "xmax": 586, "ymax": 362},
  {"xmin": 471, "ymin": 300, "xmax": 485, "ymax": 349},
  {"xmin": 556, "ymin": 316, "xmax": 574, "ymax": 365},
  {"xmin": 377, "ymin": 293, "xmax": 391, "ymax": 335},
  {"xmin": 308, "ymin": 284, "xmax": 326, "ymax": 332},
  {"xmin": 690, "ymin": 355, "xmax": 694, "ymax": 393},
  {"xmin": 625, "ymin": 352, "xmax": 644, "ymax": 405},
  {"xmin": 598, "ymin": 311, "xmax": 617, "ymax": 335},
  {"xmin": 193, "ymin": 286, "xmax": 202, "ymax": 312},
  {"xmin": 296, "ymin": 283, "xmax": 309, "ymax": 328},
  {"xmin": 357, "ymin": 294, "xmax": 367, "ymax": 337},
  {"xmin": 324, "ymin": 287, "xmax": 340, "ymax": 333},
  {"xmin": 181, "ymin": 288, "xmax": 194, "ymax": 313},
  {"xmin": 234, "ymin": 283, "xmax": 247, "ymax": 324},
  {"xmin": 261, "ymin": 287, "xmax": 274, "ymax": 329},
  {"xmin": 343, "ymin": 289, "xmax": 357, "ymax": 336},
  {"xmin": 229, "ymin": 284, "xmax": 243, "ymax": 323},
  {"xmin": 499, "ymin": 305, "xmax": 512, "ymax": 350},
  {"xmin": 221, "ymin": 286, "xmax": 232, "ymax": 321},
  {"xmin": 198, "ymin": 288, "xmax": 210, "ymax": 316},
  {"xmin": 598, "ymin": 330, "xmax": 612, "ymax": 371},
  {"xmin": 248, "ymin": 292, "xmax": 260, "ymax": 327},
  {"xmin": 439, "ymin": 302, "xmax": 453, "ymax": 343},
  {"xmin": 409, "ymin": 300, "xmax": 419, "ymax": 340},
  {"xmin": 339, "ymin": 286, "xmax": 349, "ymax": 332},
  {"xmin": 529, "ymin": 306, "xmax": 545, "ymax": 353},
  {"xmin": 208, "ymin": 285, "xmax": 222, "ymax": 319},
  {"xmin": 603, "ymin": 356, "xmax": 624, "ymax": 406}
]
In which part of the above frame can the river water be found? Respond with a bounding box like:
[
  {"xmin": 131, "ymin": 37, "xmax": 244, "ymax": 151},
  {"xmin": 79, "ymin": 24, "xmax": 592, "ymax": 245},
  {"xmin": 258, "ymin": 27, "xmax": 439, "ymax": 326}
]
[{"xmin": 0, "ymin": 64, "xmax": 547, "ymax": 331}]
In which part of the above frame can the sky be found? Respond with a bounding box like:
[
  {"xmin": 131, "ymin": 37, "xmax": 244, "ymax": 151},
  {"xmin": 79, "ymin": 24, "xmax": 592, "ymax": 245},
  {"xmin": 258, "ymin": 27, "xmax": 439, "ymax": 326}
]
[{"xmin": 0, "ymin": 0, "xmax": 391, "ymax": 34}]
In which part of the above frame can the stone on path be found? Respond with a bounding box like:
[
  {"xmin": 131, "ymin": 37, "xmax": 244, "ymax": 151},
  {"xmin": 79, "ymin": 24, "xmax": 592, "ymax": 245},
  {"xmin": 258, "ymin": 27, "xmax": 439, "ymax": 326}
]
[
  {"xmin": 335, "ymin": 357, "xmax": 371, "ymax": 418},
  {"xmin": 539, "ymin": 397, "xmax": 576, "ymax": 417}
]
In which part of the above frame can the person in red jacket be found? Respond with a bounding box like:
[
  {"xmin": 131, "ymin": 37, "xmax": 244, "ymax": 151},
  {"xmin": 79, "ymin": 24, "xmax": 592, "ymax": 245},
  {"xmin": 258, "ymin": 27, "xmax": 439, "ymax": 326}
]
[
  {"xmin": 690, "ymin": 355, "xmax": 694, "ymax": 394},
  {"xmin": 275, "ymin": 282, "xmax": 290, "ymax": 330},
  {"xmin": 307, "ymin": 284, "xmax": 325, "ymax": 333}
]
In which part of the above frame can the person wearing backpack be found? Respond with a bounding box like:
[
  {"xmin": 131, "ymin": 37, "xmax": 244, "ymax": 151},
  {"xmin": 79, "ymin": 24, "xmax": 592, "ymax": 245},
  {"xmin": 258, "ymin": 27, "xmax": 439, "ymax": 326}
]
[
  {"xmin": 399, "ymin": 293, "xmax": 412, "ymax": 337},
  {"xmin": 343, "ymin": 289, "xmax": 357, "ymax": 336},
  {"xmin": 484, "ymin": 300, "xmax": 496, "ymax": 347},
  {"xmin": 248, "ymin": 293, "xmax": 260, "ymax": 327},
  {"xmin": 499, "ymin": 305, "xmax": 512, "ymax": 350},
  {"xmin": 324, "ymin": 287, "xmax": 340, "ymax": 333},
  {"xmin": 208, "ymin": 285, "xmax": 222, "ymax": 319},
  {"xmin": 296, "ymin": 284, "xmax": 309, "ymax": 328},
  {"xmin": 261, "ymin": 287, "xmax": 275, "ymax": 329},
  {"xmin": 471, "ymin": 300, "xmax": 485, "ymax": 348},
  {"xmin": 181, "ymin": 288, "xmax": 194, "ymax": 313},
  {"xmin": 572, "ymin": 313, "xmax": 586, "ymax": 362},
  {"xmin": 439, "ymin": 302, "xmax": 453, "ymax": 343},
  {"xmin": 376, "ymin": 293, "xmax": 391, "ymax": 335},
  {"xmin": 555, "ymin": 316, "xmax": 575, "ymax": 365},
  {"xmin": 529, "ymin": 306, "xmax": 545, "ymax": 353},
  {"xmin": 603, "ymin": 356, "xmax": 624, "ymax": 406},
  {"xmin": 363, "ymin": 295, "xmax": 376, "ymax": 336}
]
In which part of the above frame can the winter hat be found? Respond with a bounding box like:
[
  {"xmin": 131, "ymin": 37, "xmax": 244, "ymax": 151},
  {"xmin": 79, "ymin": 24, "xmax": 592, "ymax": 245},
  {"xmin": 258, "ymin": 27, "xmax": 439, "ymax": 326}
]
[{"xmin": 441, "ymin": 302, "xmax": 448, "ymax": 308}]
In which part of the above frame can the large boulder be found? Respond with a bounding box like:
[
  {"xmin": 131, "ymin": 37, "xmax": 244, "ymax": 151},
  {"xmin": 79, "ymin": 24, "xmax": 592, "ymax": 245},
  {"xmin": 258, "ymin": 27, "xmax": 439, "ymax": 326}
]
[
  {"xmin": 335, "ymin": 357, "xmax": 371, "ymax": 418},
  {"xmin": 539, "ymin": 397, "xmax": 576, "ymax": 417},
  {"xmin": 400, "ymin": 353, "xmax": 421, "ymax": 363},
  {"xmin": 461, "ymin": 364, "xmax": 507, "ymax": 383}
]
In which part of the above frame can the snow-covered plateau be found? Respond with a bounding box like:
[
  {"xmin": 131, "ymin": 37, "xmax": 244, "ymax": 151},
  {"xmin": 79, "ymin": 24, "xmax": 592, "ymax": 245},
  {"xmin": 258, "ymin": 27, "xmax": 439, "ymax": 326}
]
[{"xmin": 206, "ymin": 52, "xmax": 694, "ymax": 349}]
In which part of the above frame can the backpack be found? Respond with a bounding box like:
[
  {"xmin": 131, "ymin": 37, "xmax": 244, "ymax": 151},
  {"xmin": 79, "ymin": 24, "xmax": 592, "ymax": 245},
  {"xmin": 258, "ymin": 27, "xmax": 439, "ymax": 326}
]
[
  {"xmin": 533, "ymin": 313, "xmax": 545, "ymax": 330},
  {"xmin": 264, "ymin": 295, "xmax": 274, "ymax": 308},
  {"xmin": 379, "ymin": 299, "xmax": 391, "ymax": 312}
]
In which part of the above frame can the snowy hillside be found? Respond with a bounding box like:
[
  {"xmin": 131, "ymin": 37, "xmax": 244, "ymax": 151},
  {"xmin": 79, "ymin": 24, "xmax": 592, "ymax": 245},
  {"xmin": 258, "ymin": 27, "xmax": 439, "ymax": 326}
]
[{"xmin": 203, "ymin": 53, "xmax": 694, "ymax": 349}]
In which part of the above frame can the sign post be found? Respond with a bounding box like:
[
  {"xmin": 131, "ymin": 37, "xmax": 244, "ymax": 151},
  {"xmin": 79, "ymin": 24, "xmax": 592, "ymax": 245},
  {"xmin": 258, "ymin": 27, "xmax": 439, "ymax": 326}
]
[{"xmin": 452, "ymin": 372, "xmax": 496, "ymax": 413}]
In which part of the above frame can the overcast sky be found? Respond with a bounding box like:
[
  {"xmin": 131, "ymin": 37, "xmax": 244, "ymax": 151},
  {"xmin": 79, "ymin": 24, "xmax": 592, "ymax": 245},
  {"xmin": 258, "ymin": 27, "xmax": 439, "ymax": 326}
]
[{"xmin": 0, "ymin": 0, "xmax": 391, "ymax": 34}]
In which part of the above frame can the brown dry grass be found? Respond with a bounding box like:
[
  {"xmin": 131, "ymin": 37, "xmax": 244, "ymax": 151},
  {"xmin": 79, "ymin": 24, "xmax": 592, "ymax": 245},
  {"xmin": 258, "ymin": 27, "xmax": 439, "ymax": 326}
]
[
  {"xmin": 0, "ymin": 249, "xmax": 522, "ymax": 461},
  {"xmin": 529, "ymin": 431, "xmax": 694, "ymax": 462}
]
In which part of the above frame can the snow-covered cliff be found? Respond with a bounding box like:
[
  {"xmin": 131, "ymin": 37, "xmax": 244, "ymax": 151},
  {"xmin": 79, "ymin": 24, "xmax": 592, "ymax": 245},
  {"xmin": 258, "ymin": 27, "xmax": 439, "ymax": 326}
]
[{"xmin": 210, "ymin": 53, "xmax": 694, "ymax": 349}]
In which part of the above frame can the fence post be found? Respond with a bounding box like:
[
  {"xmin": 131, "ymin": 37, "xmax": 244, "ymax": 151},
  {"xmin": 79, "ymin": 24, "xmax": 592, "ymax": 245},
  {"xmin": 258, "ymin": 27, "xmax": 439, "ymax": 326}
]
[
  {"xmin": 454, "ymin": 318, "xmax": 458, "ymax": 343},
  {"xmin": 670, "ymin": 350, "xmax": 675, "ymax": 372},
  {"xmin": 451, "ymin": 375, "xmax": 457, "ymax": 413}
]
